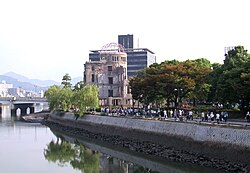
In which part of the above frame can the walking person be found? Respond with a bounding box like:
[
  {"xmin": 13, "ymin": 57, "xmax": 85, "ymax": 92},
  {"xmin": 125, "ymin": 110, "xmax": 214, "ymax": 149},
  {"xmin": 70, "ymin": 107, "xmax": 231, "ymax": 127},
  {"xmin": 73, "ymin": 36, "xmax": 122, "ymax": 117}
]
[
  {"xmin": 206, "ymin": 112, "xmax": 210, "ymax": 121},
  {"xmin": 210, "ymin": 112, "xmax": 215, "ymax": 121},
  {"xmin": 223, "ymin": 111, "xmax": 228, "ymax": 122},
  {"xmin": 220, "ymin": 111, "xmax": 224, "ymax": 121},
  {"xmin": 189, "ymin": 110, "xmax": 193, "ymax": 120},
  {"xmin": 201, "ymin": 112, "xmax": 205, "ymax": 121},
  {"xmin": 163, "ymin": 109, "xmax": 167, "ymax": 119},
  {"xmin": 216, "ymin": 112, "xmax": 220, "ymax": 124},
  {"xmin": 205, "ymin": 112, "xmax": 209, "ymax": 121}
]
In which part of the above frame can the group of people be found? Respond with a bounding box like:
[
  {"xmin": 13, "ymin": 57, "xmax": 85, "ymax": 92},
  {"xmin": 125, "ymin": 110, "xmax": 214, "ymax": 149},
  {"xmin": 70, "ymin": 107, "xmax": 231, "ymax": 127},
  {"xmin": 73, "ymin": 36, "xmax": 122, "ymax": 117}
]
[
  {"xmin": 101, "ymin": 107, "xmax": 134, "ymax": 116},
  {"xmin": 167, "ymin": 109, "xmax": 229, "ymax": 123},
  {"xmin": 101, "ymin": 107, "xmax": 250, "ymax": 124},
  {"xmin": 200, "ymin": 111, "xmax": 228, "ymax": 123}
]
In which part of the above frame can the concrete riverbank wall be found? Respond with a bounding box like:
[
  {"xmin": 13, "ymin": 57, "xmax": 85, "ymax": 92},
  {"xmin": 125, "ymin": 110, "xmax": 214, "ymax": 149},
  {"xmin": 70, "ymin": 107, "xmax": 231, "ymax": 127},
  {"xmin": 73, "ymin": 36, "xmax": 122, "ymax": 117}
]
[
  {"xmin": 50, "ymin": 128, "xmax": 214, "ymax": 173},
  {"xmin": 47, "ymin": 112, "xmax": 250, "ymax": 168}
]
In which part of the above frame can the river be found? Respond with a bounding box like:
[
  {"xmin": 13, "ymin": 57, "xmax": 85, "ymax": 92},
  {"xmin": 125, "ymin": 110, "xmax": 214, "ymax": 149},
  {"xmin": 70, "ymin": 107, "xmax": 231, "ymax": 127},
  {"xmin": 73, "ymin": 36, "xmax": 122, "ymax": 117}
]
[{"xmin": 0, "ymin": 106, "xmax": 221, "ymax": 173}]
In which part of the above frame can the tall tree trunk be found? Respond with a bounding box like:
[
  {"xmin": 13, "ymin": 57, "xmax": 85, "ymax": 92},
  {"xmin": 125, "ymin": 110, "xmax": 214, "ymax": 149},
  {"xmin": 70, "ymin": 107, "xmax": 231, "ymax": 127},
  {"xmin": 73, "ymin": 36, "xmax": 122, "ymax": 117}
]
[{"xmin": 193, "ymin": 98, "xmax": 196, "ymax": 107}]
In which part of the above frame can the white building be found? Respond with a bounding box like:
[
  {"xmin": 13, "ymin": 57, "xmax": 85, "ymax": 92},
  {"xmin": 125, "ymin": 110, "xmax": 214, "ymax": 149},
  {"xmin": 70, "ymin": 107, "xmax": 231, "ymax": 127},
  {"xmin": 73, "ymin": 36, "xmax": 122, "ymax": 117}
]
[{"xmin": 0, "ymin": 81, "xmax": 13, "ymax": 97}]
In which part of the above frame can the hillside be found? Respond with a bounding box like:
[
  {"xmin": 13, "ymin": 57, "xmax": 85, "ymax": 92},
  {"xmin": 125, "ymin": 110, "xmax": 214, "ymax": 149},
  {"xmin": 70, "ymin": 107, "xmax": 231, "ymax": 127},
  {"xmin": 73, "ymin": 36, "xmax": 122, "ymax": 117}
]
[
  {"xmin": 0, "ymin": 72, "xmax": 83, "ymax": 91},
  {"xmin": 3, "ymin": 72, "xmax": 60, "ymax": 87},
  {"xmin": 0, "ymin": 75, "xmax": 47, "ymax": 92}
]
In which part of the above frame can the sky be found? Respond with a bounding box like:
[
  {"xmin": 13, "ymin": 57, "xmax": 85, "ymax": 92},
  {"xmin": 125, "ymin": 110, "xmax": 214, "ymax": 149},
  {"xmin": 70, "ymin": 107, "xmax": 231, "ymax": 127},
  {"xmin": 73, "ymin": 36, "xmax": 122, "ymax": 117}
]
[{"xmin": 0, "ymin": 0, "xmax": 250, "ymax": 82}]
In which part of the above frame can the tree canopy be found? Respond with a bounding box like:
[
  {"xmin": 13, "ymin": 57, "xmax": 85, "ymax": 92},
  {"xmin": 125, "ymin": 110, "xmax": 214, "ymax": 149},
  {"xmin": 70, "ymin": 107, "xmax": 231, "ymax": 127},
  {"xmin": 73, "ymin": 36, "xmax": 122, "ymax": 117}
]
[
  {"xmin": 45, "ymin": 74, "xmax": 99, "ymax": 116},
  {"xmin": 209, "ymin": 46, "xmax": 250, "ymax": 113},
  {"xmin": 129, "ymin": 58, "xmax": 212, "ymax": 108},
  {"xmin": 129, "ymin": 46, "xmax": 250, "ymax": 115},
  {"xmin": 61, "ymin": 73, "xmax": 72, "ymax": 88}
]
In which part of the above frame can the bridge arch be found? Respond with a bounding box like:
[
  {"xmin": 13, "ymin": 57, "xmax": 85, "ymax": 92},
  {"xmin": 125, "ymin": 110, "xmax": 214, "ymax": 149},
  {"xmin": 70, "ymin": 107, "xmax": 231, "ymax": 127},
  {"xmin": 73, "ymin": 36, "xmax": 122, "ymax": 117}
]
[
  {"xmin": 16, "ymin": 108, "xmax": 21, "ymax": 116},
  {"xmin": 11, "ymin": 104, "xmax": 35, "ymax": 116},
  {"xmin": 26, "ymin": 107, "xmax": 31, "ymax": 115}
]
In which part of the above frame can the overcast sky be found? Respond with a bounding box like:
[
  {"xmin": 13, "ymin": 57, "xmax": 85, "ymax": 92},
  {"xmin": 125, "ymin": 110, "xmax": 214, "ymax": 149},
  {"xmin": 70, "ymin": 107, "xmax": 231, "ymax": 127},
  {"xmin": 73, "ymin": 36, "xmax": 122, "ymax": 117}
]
[{"xmin": 0, "ymin": 0, "xmax": 250, "ymax": 82}]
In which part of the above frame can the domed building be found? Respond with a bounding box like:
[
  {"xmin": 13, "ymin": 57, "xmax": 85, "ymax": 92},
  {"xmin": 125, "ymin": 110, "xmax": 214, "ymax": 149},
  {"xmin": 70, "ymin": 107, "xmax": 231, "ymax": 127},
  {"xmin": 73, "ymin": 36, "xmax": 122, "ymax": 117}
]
[{"xmin": 84, "ymin": 43, "xmax": 132, "ymax": 107}]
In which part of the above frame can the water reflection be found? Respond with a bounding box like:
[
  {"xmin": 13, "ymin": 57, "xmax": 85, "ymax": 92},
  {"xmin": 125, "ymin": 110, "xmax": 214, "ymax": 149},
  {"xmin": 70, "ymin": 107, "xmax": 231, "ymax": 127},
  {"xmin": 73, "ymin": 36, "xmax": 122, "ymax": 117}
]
[
  {"xmin": 0, "ymin": 104, "xmax": 11, "ymax": 118},
  {"xmin": 44, "ymin": 136, "xmax": 160, "ymax": 173},
  {"xmin": 44, "ymin": 138, "xmax": 99, "ymax": 172},
  {"xmin": 46, "ymin": 128, "xmax": 218, "ymax": 173}
]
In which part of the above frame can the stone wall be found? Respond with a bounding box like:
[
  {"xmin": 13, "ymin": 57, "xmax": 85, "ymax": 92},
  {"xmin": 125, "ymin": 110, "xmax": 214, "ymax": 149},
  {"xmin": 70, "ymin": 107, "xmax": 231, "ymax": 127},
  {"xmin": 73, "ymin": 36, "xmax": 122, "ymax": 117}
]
[
  {"xmin": 50, "ymin": 112, "xmax": 250, "ymax": 148},
  {"xmin": 48, "ymin": 112, "xmax": 250, "ymax": 166}
]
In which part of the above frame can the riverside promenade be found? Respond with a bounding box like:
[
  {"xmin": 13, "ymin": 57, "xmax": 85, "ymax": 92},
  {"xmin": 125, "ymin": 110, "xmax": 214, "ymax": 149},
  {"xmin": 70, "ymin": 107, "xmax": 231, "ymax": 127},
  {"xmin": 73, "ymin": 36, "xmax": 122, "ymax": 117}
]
[{"xmin": 44, "ymin": 112, "xmax": 250, "ymax": 173}]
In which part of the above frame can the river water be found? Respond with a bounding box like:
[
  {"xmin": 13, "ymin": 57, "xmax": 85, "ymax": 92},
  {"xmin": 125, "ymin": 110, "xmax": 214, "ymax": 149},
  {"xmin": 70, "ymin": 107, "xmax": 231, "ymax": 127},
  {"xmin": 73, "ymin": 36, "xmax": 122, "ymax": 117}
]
[{"xmin": 0, "ymin": 106, "xmax": 220, "ymax": 173}]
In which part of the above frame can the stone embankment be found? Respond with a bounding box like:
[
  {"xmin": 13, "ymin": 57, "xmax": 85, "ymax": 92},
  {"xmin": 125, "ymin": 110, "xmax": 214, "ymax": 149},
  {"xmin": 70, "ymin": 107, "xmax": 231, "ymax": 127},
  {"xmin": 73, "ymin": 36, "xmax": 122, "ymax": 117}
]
[
  {"xmin": 45, "ymin": 112, "xmax": 250, "ymax": 173},
  {"xmin": 21, "ymin": 110, "xmax": 50, "ymax": 123}
]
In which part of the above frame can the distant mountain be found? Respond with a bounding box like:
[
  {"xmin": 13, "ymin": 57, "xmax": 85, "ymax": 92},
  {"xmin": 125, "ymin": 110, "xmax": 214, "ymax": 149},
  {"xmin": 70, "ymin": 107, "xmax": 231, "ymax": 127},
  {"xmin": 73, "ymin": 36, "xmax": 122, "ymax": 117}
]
[
  {"xmin": 0, "ymin": 72, "xmax": 83, "ymax": 91},
  {"xmin": 3, "ymin": 72, "xmax": 29, "ymax": 82},
  {"xmin": 0, "ymin": 75, "xmax": 47, "ymax": 92},
  {"xmin": 3, "ymin": 72, "xmax": 60, "ymax": 87}
]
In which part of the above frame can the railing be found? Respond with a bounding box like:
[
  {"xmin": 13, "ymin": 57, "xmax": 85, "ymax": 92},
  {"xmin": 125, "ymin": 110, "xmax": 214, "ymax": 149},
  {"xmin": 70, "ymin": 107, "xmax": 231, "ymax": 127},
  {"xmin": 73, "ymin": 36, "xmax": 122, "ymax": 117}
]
[{"xmin": 0, "ymin": 97, "xmax": 47, "ymax": 102}]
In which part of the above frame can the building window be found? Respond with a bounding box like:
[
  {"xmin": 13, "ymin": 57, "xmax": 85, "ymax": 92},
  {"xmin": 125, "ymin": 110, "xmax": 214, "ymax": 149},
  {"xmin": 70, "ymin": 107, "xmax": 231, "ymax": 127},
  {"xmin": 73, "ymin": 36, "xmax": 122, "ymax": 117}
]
[
  {"xmin": 108, "ymin": 90, "xmax": 113, "ymax": 97},
  {"xmin": 127, "ymin": 86, "xmax": 131, "ymax": 94},
  {"xmin": 108, "ymin": 66, "xmax": 112, "ymax": 71},
  {"xmin": 84, "ymin": 74, "xmax": 86, "ymax": 83},
  {"xmin": 92, "ymin": 74, "xmax": 95, "ymax": 82},
  {"xmin": 112, "ymin": 56, "xmax": 118, "ymax": 61},
  {"xmin": 108, "ymin": 77, "xmax": 113, "ymax": 84}
]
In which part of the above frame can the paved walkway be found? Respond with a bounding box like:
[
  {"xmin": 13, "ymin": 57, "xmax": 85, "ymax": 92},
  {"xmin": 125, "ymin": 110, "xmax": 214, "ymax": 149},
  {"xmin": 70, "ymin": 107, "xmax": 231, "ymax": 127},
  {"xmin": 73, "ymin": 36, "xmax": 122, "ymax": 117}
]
[{"xmin": 104, "ymin": 112, "xmax": 250, "ymax": 128}]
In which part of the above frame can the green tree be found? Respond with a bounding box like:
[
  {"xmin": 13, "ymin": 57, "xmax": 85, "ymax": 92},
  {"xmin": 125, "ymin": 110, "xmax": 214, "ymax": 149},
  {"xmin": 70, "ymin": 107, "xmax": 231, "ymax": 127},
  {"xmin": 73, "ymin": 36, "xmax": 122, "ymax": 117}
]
[
  {"xmin": 130, "ymin": 61, "xmax": 193, "ymax": 108},
  {"xmin": 61, "ymin": 73, "xmax": 72, "ymax": 88},
  {"xmin": 72, "ymin": 84, "xmax": 99, "ymax": 116},
  {"xmin": 44, "ymin": 85, "xmax": 62, "ymax": 111},
  {"xmin": 129, "ymin": 70, "xmax": 147, "ymax": 104},
  {"xmin": 45, "ymin": 85, "xmax": 72, "ymax": 111},
  {"xmin": 207, "ymin": 63, "xmax": 223, "ymax": 102},
  {"xmin": 73, "ymin": 81, "xmax": 84, "ymax": 91},
  {"xmin": 183, "ymin": 59, "xmax": 212, "ymax": 106},
  {"xmin": 59, "ymin": 87, "xmax": 73, "ymax": 111},
  {"xmin": 83, "ymin": 84, "xmax": 99, "ymax": 110},
  {"xmin": 129, "ymin": 58, "xmax": 212, "ymax": 109},
  {"xmin": 46, "ymin": 74, "xmax": 99, "ymax": 114},
  {"xmin": 213, "ymin": 46, "xmax": 250, "ymax": 113}
]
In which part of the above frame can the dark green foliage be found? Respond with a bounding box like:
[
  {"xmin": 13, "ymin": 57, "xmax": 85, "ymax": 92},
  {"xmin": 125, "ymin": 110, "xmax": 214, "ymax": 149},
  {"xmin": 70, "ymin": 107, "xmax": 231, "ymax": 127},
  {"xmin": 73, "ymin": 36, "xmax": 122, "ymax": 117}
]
[
  {"xmin": 61, "ymin": 73, "xmax": 72, "ymax": 88},
  {"xmin": 129, "ymin": 58, "xmax": 212, "ymax": 108},
  {"xmin": 214, "ymin": 46, "xmax": 250, "ymax": 113},
  {"xmin": 129, "ymin": 46, "xmax": 250, "ymax": 115}
]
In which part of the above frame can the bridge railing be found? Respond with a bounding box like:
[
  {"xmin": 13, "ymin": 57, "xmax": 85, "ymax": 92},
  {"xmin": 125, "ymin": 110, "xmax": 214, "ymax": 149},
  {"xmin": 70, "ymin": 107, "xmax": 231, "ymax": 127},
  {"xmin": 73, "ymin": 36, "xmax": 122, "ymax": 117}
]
[{"xmin": 0, "ymin": 97, "xmax": 47, "ymax": 102}]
